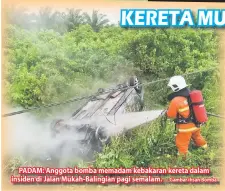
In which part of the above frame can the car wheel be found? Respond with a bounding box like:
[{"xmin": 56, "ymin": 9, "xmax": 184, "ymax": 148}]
[
  {"xmin": 95, "ymin": 126, "xmax": 110, "ymax": 145},
  {"xmin": 129, "ymin": 76, "xmax": 142, "ymax": 94}
]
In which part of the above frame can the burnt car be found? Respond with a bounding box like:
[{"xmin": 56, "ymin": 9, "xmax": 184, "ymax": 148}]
[{"xmin": 48, "ymin": 76, "xmax": 144, "ymax": 163}]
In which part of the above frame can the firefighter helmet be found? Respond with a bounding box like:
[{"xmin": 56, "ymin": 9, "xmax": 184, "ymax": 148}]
[{"xmin": 168, "ymin": 75, "xmax": 188, "ymax": 92}]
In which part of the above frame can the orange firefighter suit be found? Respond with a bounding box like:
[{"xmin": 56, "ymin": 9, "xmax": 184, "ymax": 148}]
[{"xmin": 166, "ymin": 96, "xmax": 207, "ymax": 155}]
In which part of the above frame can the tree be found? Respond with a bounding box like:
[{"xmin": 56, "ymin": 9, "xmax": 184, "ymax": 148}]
[
  {"xmin": 5, "ymin": 5, "xmax": 30, "ymax": 29},
  {"xmin": 36, "ymin": 7, "xmax": 66, "ymax": 33},
  {"xmin": 64, "ymin": 9, "xmax": 84, "ymax": 32},
  {"xmin": 37, "ymin": 7, "xmax": 59, "ymax": 29},
  {"xmin": 83, "ymin": 10, "xmax": 109, "ymax": 32}
]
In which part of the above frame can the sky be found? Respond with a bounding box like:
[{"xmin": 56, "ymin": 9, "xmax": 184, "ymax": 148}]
[{"xmin": 25, "ymin": 6, "xmax": 121, "ymax": 24}]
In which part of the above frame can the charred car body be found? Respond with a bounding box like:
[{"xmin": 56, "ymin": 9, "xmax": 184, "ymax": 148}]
[{"xmin": 49, "ymin": 76, "xmax": 144, "ymax": 162}]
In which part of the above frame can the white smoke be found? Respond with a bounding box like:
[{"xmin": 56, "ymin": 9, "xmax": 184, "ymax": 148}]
[
  {"xmin": 4, "ymin": 106, "xmax": 89, "ymax": 167},
  {"xmin": 3, "ymin": 105, "xmax": 162, "ymax": 167}
]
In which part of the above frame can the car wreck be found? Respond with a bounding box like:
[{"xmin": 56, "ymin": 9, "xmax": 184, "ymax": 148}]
[{"xmin": 49, "ymin": 76, "xmax": 145, "ymax": 162}]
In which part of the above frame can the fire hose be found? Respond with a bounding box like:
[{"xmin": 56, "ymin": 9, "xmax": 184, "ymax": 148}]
[
  {"xmin": 207, "ymin": 112, "xmax": 225, "ymax": 119},
  {"xmin": 159, "ymin": 110, "xmax": 224, "ymax": 130},
  {"xmin": 159, "ymin": 110, "xmax": 224, "ymax": 139},
  {"xmin": 160, "ymin": 109, "xmax": 225, "ymax": 120}
]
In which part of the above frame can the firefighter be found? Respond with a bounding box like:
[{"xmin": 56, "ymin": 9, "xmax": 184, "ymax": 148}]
[{"xmin": 166, "ymin": 75, "xmax": 207, "ymax": 157}]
